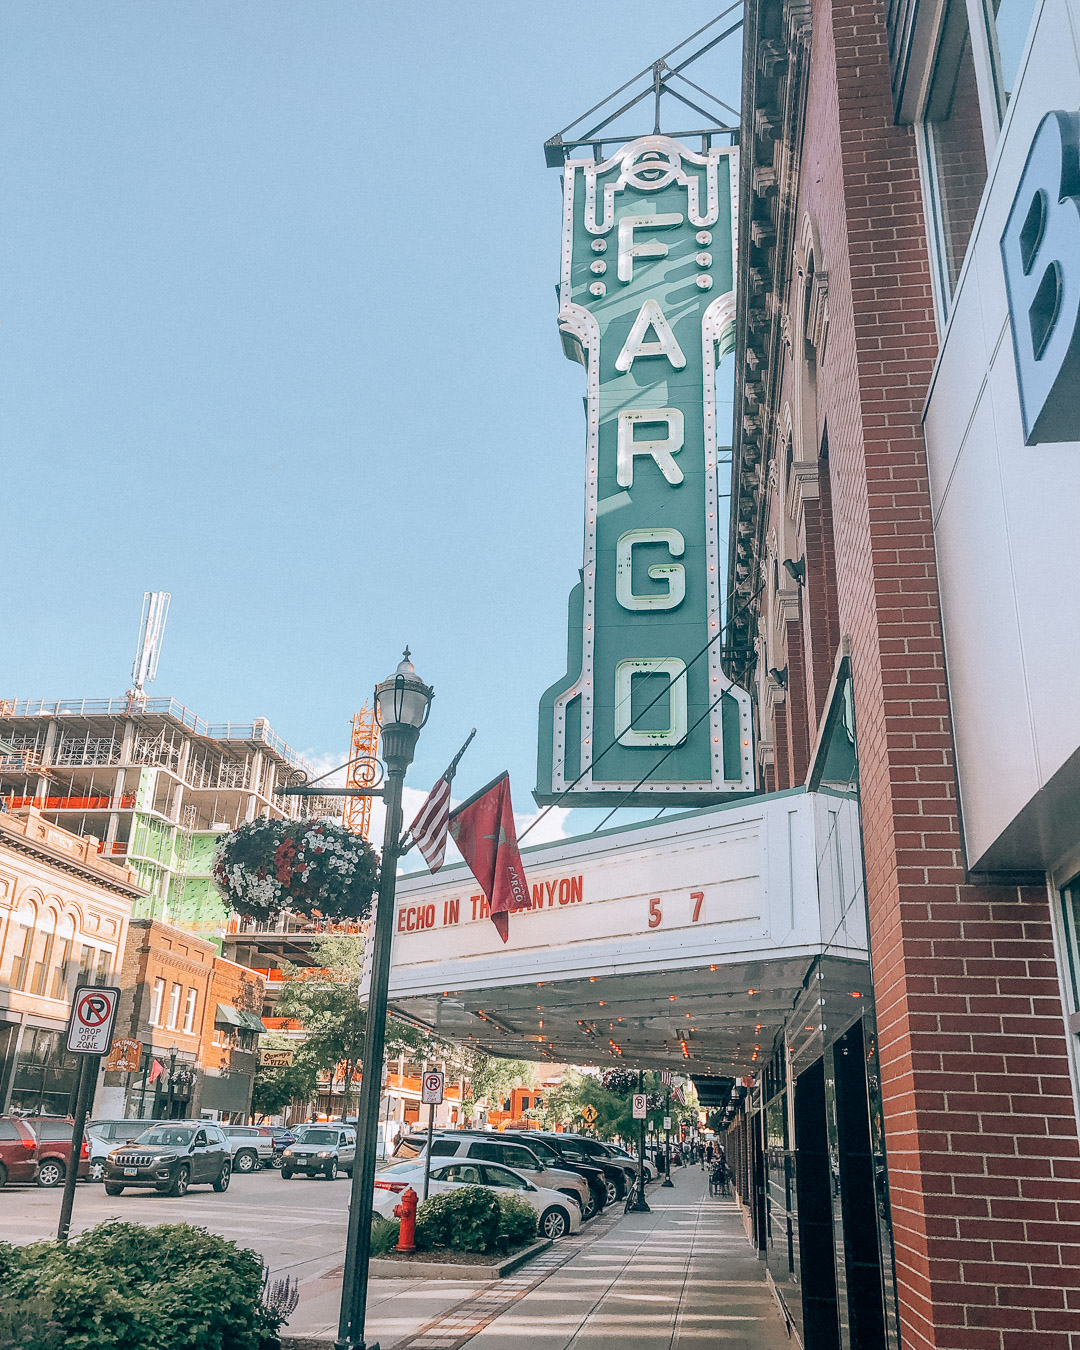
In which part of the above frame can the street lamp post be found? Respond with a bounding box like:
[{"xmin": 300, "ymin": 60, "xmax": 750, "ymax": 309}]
[
  {"xmin": 167, "ymin": 1044, "xmax": 178, "ymax": 1120},
  {"xmin": 337, "ymin": 651, "xmax": 433, "ymax": 1350}
]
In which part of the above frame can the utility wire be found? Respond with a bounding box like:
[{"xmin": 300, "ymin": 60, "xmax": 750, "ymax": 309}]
[
  {"xmin": 518, "ymin": 577, "xmax": 766, "ymax": 844},
  {"xmin": 592, "ymin": 683, "xmax": 732, "ymax": 832}
]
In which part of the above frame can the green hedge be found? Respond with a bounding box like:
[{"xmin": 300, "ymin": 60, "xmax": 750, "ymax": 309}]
[
  {"xmin": 414, "ymin": 1186, "xmax": 538, "ymax": 1254},
  {"xmin": 0, "ymin": 1221, "xmax": 284, "ymax": 1350}
]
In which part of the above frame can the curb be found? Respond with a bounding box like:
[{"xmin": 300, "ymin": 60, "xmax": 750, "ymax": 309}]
[{"xmin": 369, "ymin": 1236, "xmax": 553, "ymax": 1280}]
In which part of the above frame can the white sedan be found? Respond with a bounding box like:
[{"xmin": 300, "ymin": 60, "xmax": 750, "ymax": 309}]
[{"xmin": 372, "ymin": 1159, "xmax": 582, "ymax": 1240}]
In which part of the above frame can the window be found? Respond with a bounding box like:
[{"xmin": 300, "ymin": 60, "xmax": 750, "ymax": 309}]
[
  {"xmin": 435, "ymin": 1163, "xmax": 485, "ymax": 1184},
  {"xmin": 986, "ymin": 0, "xmax": 1038, "ymax": 108},
  {"xmin": 95, "ymin": 949, "xmax": 111, "ymax": 985},
  {"xmin": 1059, "ymin": 879, "xmax": 1080, "ymax": 1013},
  {"xmin": 923, "ymin": 0, "xmax": 988, "ymax": 305},
  {"xmin": 150, "ymin": 978, "xmax": 166, "ymax": 1027},
  {"xmin": 481, "ymin": 1165, "xmax": 529, "ymax": 1190},
  {"xmin": 50, "ymin": 919, "xmax": 74, "ymax": 1001},
  {"xmin": 183, "ymin": 988, "xmax": 198, "ymax": 1034},
  {"xmin": 7, "ymin": 905, "xmax": 35, "ymax": 991},
  {"xmin": 76, "ymin": 944, "xmax": 96, "ymax": 989},
  {"xmin": 30, "ymin": 918, "xmax": 55, "ymax": 996},
  {"xmin": 167, "ymin": 983, "xmax": 182, "ymax": 1030}
]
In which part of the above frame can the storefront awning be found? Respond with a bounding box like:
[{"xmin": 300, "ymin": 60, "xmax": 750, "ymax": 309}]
[{"xmin": 215, "ymin": 1004, "xmax": 265, "ymax": 1034}]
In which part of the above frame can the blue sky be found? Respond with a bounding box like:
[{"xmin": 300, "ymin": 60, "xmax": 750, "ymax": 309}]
[{"xmin": 1, "ymin": 2, "xmax": 741, "ymax": 840}]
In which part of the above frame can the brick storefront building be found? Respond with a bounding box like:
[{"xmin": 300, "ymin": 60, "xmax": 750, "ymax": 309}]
[
  {"xmin": 106, "ymin": 918, "xmax": 264, "ymax": 1122},
  {"xmin": 726, "ymin": 0, "xmax": 1080, "ymax": 1346}
]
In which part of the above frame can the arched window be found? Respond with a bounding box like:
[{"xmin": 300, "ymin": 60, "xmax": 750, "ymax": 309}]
[
  {"xmin": 50, "ymin": 915, "xmax": 76, "ymax": 1001},
  {"xmin": 29, "ymin": 908, "xmax": 58, "ymax": 997},
  {"xmin": 6, "ymin": 900, "xmax": 37, "ymax": 991}
]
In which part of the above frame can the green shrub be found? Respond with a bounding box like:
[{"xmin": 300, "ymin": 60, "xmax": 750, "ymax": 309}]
[
  {"xmin": 0, "ymin": 1221, "xmax": 283, "ymax": 1350},
  {"xmin": 415, "ymin": 1186, "xmax": 502, "ymax": 1253},
  {"xmin": 369, "ymin": 1215, "xmax": 400, "ymax": 1257},
  {"xmin": 497, "ymin": 1195, "xmax": 538, "ymax": 1248}
]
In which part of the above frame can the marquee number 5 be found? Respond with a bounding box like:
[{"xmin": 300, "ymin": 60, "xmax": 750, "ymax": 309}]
[{"xmin": 648, "ymin": 897, "xmax": 662, "ymax": 929}]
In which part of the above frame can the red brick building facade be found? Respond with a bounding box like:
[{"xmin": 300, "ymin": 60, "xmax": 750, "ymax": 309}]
[{"xmin": 729, "ymin": 0, "xmax": 1080, "ymax": 1346}]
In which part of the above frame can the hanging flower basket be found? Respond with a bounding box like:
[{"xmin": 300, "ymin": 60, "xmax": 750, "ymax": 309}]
[
  {"xmin": 601, "ymin": 1067, "xmax": 638, "ymax": 1095},
  {"xmin": 211, "ymin": 817, "xmax": 379, "ymax": 924}
]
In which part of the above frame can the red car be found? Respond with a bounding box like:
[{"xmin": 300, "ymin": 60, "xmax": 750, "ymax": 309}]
[
  {"xmin": 29, "ymin": 1117, "xmax": 92, "ymax": 1188},
  {"xmin": 0, "ymin": 1116, "xmax": 91, "ymax": 1188},
  {"xmin": 0, "ymin": 1117, "xmax": 38, "ymax": 1186}
]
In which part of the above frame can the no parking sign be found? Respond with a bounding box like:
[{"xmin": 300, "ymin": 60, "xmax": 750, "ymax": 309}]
[
  {"xmin": 66, "ymin": 986, "xmax": 121, "ymax": 1056},
  {"xmin": 421, "ymin": 1071, "xmax": 445, "ymax": 1105}
]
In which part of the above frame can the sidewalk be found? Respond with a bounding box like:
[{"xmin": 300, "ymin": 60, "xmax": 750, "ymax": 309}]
[{"xmin": 386, "ymin": 1164, "xmax": 793, "ymax": 1350}]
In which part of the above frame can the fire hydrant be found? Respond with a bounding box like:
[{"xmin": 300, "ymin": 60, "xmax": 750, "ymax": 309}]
[{"xmin": 394, "ymin": 1186, "xmax": 418, "ymax": 1252}]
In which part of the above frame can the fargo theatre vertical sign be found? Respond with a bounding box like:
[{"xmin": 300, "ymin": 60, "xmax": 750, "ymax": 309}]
[{"xmin": 536, "ymin": 136, "xmax": 753, "ymax": 805}]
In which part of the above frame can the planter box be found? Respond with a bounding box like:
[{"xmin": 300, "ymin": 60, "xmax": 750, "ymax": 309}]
[{"xmin": 368, "ymin": 1236, "xmax": 552, "ymax": 1280}]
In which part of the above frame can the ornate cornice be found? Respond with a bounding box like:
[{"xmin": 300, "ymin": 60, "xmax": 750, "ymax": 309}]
[
  {"xmin": 724, "ymin": 0, "xmax": 812, "ymax": 686},
  {"xmin": 0, "ymin": 819, "xmax": 146, "ymax": 901}
]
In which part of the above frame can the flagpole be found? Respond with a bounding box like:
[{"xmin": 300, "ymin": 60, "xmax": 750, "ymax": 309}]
[{"xmin": 398, "ymin": 728, "xmax": 476, "ymax": 858}]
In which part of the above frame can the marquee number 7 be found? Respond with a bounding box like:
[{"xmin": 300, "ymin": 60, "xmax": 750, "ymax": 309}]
[{"xmin": 691, "ymin": 891, "xmax": 704, "ymax": 922}]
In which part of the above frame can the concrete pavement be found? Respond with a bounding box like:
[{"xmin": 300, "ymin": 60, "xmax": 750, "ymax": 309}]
[{"xmin": 387, "ymin": 1164, "xmax": 792, "ymax": 1350}]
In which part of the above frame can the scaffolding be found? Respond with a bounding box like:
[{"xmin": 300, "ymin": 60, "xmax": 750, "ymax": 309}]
[{"xmin": 342, "ymin": 705, "xmax": 379, "ymax": 841}]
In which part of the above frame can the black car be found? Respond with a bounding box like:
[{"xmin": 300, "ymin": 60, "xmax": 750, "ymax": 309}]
[
  {"xmin": 104, "ymin": 1123, "xmax": 232, "ymax": 1197},
  {"xmin": 529, "ymin": 1131, "xmax": 635, "ymax": 1204}
]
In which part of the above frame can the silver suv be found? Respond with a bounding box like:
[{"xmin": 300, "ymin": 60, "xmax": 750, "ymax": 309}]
[
  {"xmin": 280, "ymin": 1126, "xmax": 355, "ymax": 1180},
  {"xmin": 395, "ymin": 1132, "xmax": 594, "ymax": 1219}
]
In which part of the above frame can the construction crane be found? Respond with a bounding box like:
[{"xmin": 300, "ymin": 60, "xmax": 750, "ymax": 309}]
[
  {"xmin": 342, "ymin": 704, "xmax": 379, "ymax": 841},
  {"xmin": 129, "ymin": 591, "xmax": 171, "ymax": 697}
]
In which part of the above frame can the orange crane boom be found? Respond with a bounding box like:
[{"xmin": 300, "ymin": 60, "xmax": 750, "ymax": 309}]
[{"xmin": 342, "ymin": 704, "xmax": 379, "ymax": 840}]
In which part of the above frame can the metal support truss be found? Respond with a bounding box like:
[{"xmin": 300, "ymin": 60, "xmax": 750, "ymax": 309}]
[{"xmin": 543, "ymin": 6, "xmax": 743, "ymax": 166}]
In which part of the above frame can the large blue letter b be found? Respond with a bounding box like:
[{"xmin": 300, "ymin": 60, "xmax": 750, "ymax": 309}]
[{"xmin": 1001, "ymin": 110, "xmax": 1080, "ymax": 444}]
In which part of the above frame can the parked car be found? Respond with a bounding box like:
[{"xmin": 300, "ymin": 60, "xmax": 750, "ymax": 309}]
[
  {"xmin": 280, "ymin": 1126, "xmax": 355, "ymax": 1180},
  {"xmin": 220, "ymin": 1124, "xmax": 275, "ymax": 1172},
  {"xmin": 20, "ymin": 1117, "xmax": 91, "ymax": 1188},
  {"xmin": 103, "ymin": 1123, "xmax": 232, "ymax": 1197},
  {"xmin": 528, "ymin": 1132, "xmax": 634, "ymax": 1205},
  {"xmin": 0, "ymin": 1116, "xmax": 39, "ymax": 1186},
  {"xmin": 608, "ymin": 1142, "xmax": 657, "ymax": 1181},
  {"xmin": 373, "ymin": 1158, "xmax": 581, "ymax": 1240},
  {"xmin": 393, "ymin": 1132, "xmax": 594, "ymax": 1219},
  {"xmin": 267, "ymin": 1126, "xmax": 295, "ymax": 1162},
  {"xmin": 85, "ymin": 1119, "xmax": 158, "ymax": 1181},
  {"xmin": 498, "ymin": 1132, "xmax": 609, "ymax": 1214}
]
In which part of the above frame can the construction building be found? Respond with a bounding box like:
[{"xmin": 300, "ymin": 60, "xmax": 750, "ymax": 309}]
[{"xmin": 0, "ymin": 696, "xmax": 340, "ymax": 942}]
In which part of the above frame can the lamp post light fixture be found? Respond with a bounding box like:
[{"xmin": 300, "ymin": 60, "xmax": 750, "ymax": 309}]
[
  {"xmin": 337, "ymin": 650, "xmax": 433, "ymax": 1350},
  {"xmin": 167, "ymin": 1044, "xmax": 178, "ymax": 1120}
]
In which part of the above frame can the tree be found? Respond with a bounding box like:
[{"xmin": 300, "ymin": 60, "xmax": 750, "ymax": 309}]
[
  {"xmin": 276, "ymin": 935, "xmax": 432, "ymax": 1118},
  {"xmin": 459, "ymin": 1054, "xmax": 537, "ymax": 1119},
  {"xmin": 250, "ymin": 1033, "xmax": 318, "ymax": 1119},
  {"xmin": 541, "ymin": 1068, "xmax": 673, "ymax": 1141}
]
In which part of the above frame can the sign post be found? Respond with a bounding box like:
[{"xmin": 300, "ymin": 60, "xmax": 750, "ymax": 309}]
[
  {"xmin": 629, "ymin": 1080, "xmax": 650, "ymax": 1212},
  {"xmin": 420, "ymin": 1070, "xmax": 445, "ymax": 1202},
  {"xmin": 57, "ymin": 986, "xmax": 121, "ymax": 1241}
]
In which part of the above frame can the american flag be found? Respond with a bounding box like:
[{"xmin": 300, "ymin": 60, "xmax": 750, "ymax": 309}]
[
  {"xmin": 670, "ymin": 1085, "xmax": 685, "ymax": 1105},
  {"xmin": 410, "ymin": 775, "xmax": 453, "ymax": 872},
  {"xmin": 407, "ymin": 729, "xmax": 476, "ymax": 875},
  {"xmin": 660, "ymin": 1069, "xmax": 672, "ymax": 1086}
]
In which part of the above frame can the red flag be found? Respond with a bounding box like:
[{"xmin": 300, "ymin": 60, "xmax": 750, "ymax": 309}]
[
  {"xmin": 448, "ymin": 773, "xmax": 531, "ymax": 943},
  {"xmin": 149, "ymin": 1059, "xmax": 164, "ymax": 1084}
]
